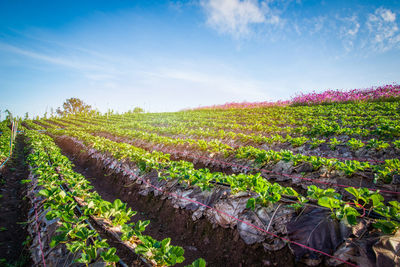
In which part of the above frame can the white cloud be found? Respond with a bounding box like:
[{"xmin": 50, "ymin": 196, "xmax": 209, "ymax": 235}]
[
  {"xmin": 201, "ymin": 0, "xmax": 280, "ymax": 38},
  {"xmin": 334, "ymin": 15, "xmax": 360, "ymax": 52},
  {"xmin": 366, "ymin": 7, "xmax": 399, "ymax": 51},
  {"xmin": 347, "ymin": 19, "xmax": 360, "ymax": 36},
  {"xmin": 380, "ymin": 8, "xmax": 396, "ymax": 22}
]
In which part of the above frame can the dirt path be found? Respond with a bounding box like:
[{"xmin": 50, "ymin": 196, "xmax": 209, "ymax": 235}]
[{"xmin": 0, "ymin": 135, "xmax": 31, "ymax": 266}]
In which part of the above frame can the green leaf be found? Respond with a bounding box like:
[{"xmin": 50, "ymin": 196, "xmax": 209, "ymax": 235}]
[
  {"xmin": 373, "ymin": 220, "xmax": 399, "ymax": 234},
  {"xmin": 59, "ymin": 190, "xmax": 67, "ymax": 199},
  {"xmin": 284, "ymin": 187, "xmax": 298, "ymax": 197},
  {"xmin": 389, "ymin": 201, "xmax": 400, "ymax": 210},
  {"xmin": 318, "ymin": 197, "xmax": 341, "ymax": 210},
  {"xmin": 38, "ymin": 189, "xmax": 51, "ymax": 198},
  {"xmin": 101, "ymin": 247, "xmax": 120, "ymax": 263},
  {"xmin": 75, "ymin": 252, "xmax": 91, "ymax": 264},
  {"xmin": 161, "ymin": 237, "xmax": 171, "ymax": 249},
  {"xmin": 370, "ymin": 194, "xmax": 384, "ymax": 207},
  {"xmin": 246, "ymin": 198, "xmax": 256, "ymax": 210},
  {"xmin": 345, "ymin": 187, "xmax": 359, "ymax": 199}
]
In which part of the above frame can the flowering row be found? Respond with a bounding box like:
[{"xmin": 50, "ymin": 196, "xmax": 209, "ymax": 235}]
[
  {"xmin": 292, "ymin": 84, "xmax": 400, "ymax": 106},
  {"xmin": 190, "ymin": 84, "xmax": 400, "ymax": 109}
]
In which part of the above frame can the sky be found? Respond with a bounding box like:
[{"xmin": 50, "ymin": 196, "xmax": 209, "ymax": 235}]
[{"xmin": 0, "ymin": 0, "xmax": 400, "ymax": 117}]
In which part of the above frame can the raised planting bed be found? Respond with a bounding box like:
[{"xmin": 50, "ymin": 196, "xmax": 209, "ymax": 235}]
[{"xmin": 54, "ymin": 134, "xmax": 400, "ymax": 267}]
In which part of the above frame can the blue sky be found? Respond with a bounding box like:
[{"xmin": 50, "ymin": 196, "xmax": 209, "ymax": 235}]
[{"xmin": 0, "ymin": 0, "xmax": 400, "ymax": 117}]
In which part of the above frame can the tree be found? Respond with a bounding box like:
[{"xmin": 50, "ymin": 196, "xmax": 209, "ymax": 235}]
[
  {"xmin": 56, "ymin": 98, "xmax": 92, "ymax": 116},
  {"xmin": 5, "ymin": 109, "xmax": 12, "ymax": 121},
  {"xmin": 132, "ymin": 107, "xmax": 144, "ymax": 113}
]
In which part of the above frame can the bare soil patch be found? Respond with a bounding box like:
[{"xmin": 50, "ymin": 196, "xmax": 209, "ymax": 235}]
[{"xmin": 0, "ymin": 135, "xmax": 31, "ymax": 266}]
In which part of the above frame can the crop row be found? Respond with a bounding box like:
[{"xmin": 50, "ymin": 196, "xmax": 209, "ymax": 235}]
[
  {"xmin": 46, "ymin": 101, "xmax": 400, "ymax": 135},
  {"xmin": 61, "ymin": 99, "xmax": 398, "ymax": 129},
  {"xmin": 31, "ymin": 118, "xmax": 400, "ymax": 186},
  {"xmin": 24, "ymin": 129, "xmax": 202, "ymax": 266},
  {"xmin": 75, "ymin": 111, "xmax": 400, "ymax": 154},
  {"xmin": 86, "ymin": 112, "xmax": 399, "ymax": 141},
  {"xmin": 91, "ymin": 117, "xmax": 400, "ymax": 154},
  {"xmin": 52, "ymin": 120, "xmax": 394, "ymax": 176},
  {"xmin": 48, "ymin": 127, "xmax": 400, "ymax": 234},
  {"xmin": 54, "ymin": 120, "xmax": 400, "ymax": 184},
  {"xmin": 99, "ymin": 101, "xmax": 400, "ymax": 139},
  {"xmin": 0, "ymin": 121, "xmax": 12, "ymax": 165},
  {"xmin": 56, "ymin": 119, "xmax": 400, "ymax": 190}
]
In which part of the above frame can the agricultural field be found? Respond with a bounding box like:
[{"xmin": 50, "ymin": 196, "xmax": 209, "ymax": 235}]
[{"xmin": 1, "ymin": 85, "xmax": 399, "ymax": 267}]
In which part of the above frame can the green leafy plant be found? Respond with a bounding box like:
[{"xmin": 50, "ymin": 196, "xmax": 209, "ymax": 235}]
[
  {"xmin": 290, "ymin": 136, "xmax": 308, "ymax": 147},
  {"xmin": 366, "ymin": 139, "xmax": 389, "ymax": 151},
  {"xmin": 120, "ymin": 220, "xmax": 150, "ymax": 244},
  {"xmin": 347, "ymin": 138, "xmax": 365, "ymax": 151},
  {"xmin": 307, "ymin": 185, "xmax": 340, "ymax": 200},
  {"xmin": 100, "ymin": 247, "xmax": 120, "ymax": 265},
  {"xmin": 310, "ymin": 138, "xmax": 325, "ymax": 149},
  {"xmin": 393, "ymin": 139, "xmax": 400, "ymax": 150},
  {"xmin": 329, "ymin": 138, "xmax": 341, "ymax": 150},
  {"xmin": 185, "ymin": 258, "xmax": 206, "ymax": 267},
  {"xmin": 135, "ymin": 236, "xmax": 185, "ymax": 266}
]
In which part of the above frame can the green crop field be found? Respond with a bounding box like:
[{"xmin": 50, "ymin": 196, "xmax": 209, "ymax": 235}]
[{"xmin": 1, "ymin": 86, "xmax": 399, "ymax": 266}]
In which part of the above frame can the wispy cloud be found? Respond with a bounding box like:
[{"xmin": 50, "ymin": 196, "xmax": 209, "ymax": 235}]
[
  {"xmin": 0, "ymin": 40, "xmax": 128, "ymax": 86},
  {"xmin": 0, "ymin": 42, "xmax": 101, "ymax": 70},
  {"xmin": 201, "ymin": 0, "xmax": 280, "ymax": 38},
  {"xmin": 0, "ymin": 34, "xmax": 269, "ymax": 103},
  {"xmin": 311, "ymin": 16, "xmax": 326, "ymax": 34},
  {"xmin": 335, "ymin": 15, "xmax": 360, "ymax": 52},
  {"xmin": 200, "ymin": 1, "xmax": 400, "ymax": 55},
  {"xmin": 344, "ymin": 16, "xmax": 360, "ymax": 37},
  {"xmin": 366, "ymin": 7, "xmax": 399, "ymax": 52},
  {"xmin": 145, "ymin": 67, "xmax": 270, "ymax": 99}
]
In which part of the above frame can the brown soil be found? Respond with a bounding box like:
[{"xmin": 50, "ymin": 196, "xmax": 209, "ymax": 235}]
[
  {"xmin": 54, "ymin": 135, "xmax": 308, "ymax": 267},
  {"xmin": 0, "ymin": 135, "xmax": 31, "ymax": 266}
]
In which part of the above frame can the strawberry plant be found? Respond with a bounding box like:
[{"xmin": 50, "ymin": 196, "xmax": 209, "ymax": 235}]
[
  {"xmin": 373, "ymin": 201, "xmax": 400, "ymax": 234},
  {"xmin": 121, "ymin": 220, "xmax": 150, "ymax": 244},
  {"xmin": 135, "ymin": 236, "xmax": 185, "ymax": 266},
  {"xmin": 289, "ymin": 136, "xmax": 308, "ymax": 147},
  {"xmin": 310, "ymin": 138, "xmax": 325, "ymax": 149},
  {"xmin": 307, "ymin": 185, "xmax": 340, "ymax": 200},
  {"xmin": 329, "ymin": 137, "xmax": 341, "ymax": 150},
  {"xmin": 394, "ymin": 139, "xmax": 400, "ymax": 150},
  {"xmin": 347, "ymin": 138, "xmax": 365, "ymax": 151},
  {"xmin": 366, "ymin": 139, "xmax": 389, "ymax": 151},
  {"xmin": 185, "ymin": 258, "xmax": 206, "ymax": 267}
]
